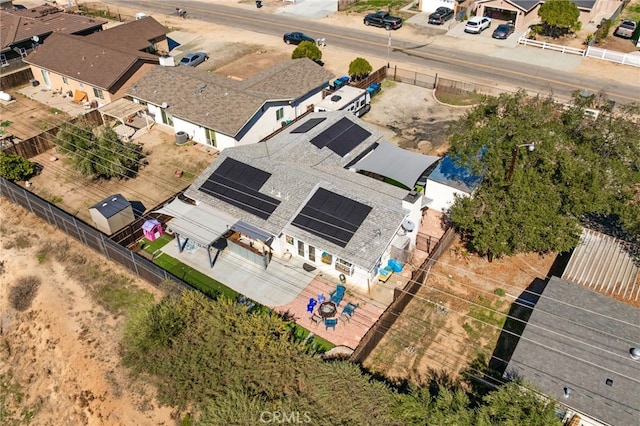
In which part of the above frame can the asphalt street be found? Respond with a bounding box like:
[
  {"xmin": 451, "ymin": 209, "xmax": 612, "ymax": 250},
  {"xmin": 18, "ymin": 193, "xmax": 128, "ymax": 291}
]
[{"xmin": 102, "ymin": 0, "xmax": 639, "ymax": 103}]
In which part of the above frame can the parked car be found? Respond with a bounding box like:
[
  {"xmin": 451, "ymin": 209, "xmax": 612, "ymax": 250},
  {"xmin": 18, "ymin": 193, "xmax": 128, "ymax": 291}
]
[
  {"xmin": 614, "ymin": 19, "xmax": 637, "ymax": 39},
  {"xmin": 492, "ymin": 22, "xmax": 515, "ymax": 39},
  {"xmin": 465, "ymin": 16, "xmax": 491, "ymax": 34},
  {"xmin": 363, "ymin": 11, "xmax": 403, "ymax": 30},
  {"xmin": 428, "ymin": 7, "xmax": 454, "ymax": 25},
  {"xmin": 283, "ymin": 32, "xmax": 315, "ymax": 45},
  {"xmin": 179, "ymin": 52, "xmax": 208, "ymax": 67}
]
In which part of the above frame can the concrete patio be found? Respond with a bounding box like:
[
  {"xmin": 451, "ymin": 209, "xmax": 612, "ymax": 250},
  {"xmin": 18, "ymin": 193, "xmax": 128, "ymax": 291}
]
[{"xmin": 19, "ymin": 84, "xmax": 92, "ymax": 117}]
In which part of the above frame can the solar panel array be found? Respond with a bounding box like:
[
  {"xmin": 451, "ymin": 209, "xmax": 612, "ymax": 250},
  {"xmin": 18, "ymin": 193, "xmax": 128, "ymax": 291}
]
[
  {"xmin": 292, "ymin": 187, "xmax": 372, "ymax": 248},
  {"xmin": 199, "ymin": 158, "xmax": 280, "ymax": 220},
  {"xmin": 291, "ymin": 117, "xmax": 326, "ymax": 133},
  {"xmin": 309, "ymin": 117, "xmax": 371, "ymax": 157}
]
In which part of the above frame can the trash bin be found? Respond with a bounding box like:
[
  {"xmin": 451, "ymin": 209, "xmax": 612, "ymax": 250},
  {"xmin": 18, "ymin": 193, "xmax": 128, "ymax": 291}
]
[
  {"xmin": 256, "ymin": 0, "xmax": 262, "ymax": 8},
  {"xmin": 29, "ymin": 79, "xmax": 39, "ymax": 87}
]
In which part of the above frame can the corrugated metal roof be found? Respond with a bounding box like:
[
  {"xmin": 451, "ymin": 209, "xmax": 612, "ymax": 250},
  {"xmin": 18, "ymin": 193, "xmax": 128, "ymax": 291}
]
[{"xmin": 562, "ymin": 228, "xmax": 640, "ymax": 301}]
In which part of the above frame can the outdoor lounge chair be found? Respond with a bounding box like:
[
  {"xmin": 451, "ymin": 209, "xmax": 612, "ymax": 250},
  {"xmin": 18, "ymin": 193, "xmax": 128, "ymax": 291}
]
[
  {"xmin": 329, "ymin": 285, "xmax": 346, "ymax": 306},
  {"xmin": 342, "ymin": 302, "xmax": 358, "ymax": 317},
  {"xmin": 310, "ymin": 313, "xmax": 322, "ymax": 327},
  {"xmin": 324, "ymin": 318, "xmax": 338, "ymax": 331}
]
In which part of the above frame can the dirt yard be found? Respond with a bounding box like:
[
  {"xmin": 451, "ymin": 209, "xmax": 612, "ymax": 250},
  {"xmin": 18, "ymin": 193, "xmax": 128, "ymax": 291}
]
[
  {"xmin": 0, "ymin": 198, "xmax": 175, "ymax": 425},
  {"xmin": 0, "ymin": 93, "xmax": 72, "ymax": 141},
  {"xmin": 23, "ymin": 129, "xmax": 213, "ymax": 225},
  {"xmin": 363, "ymin": 236, "xmax": 558, "ymax": 385}
]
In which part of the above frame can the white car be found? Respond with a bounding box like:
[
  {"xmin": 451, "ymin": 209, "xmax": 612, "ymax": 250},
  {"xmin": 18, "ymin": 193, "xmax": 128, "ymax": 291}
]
[{"xmin": 465, "ymin": 16, "xmax": 491, "ymax": 34}]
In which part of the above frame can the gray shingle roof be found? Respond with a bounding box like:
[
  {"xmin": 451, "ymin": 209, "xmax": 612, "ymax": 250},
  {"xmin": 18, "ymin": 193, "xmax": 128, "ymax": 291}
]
[
  {"xmin": 127, "ymin": 58, "xmax": 335, "ymax": 137},
  {"xmin": 186, "ymin": 112, "xmax": 412, "ymax": 271},
  {"xmin": 90, "ymin": 194, "xmax": 131, "ymax": 219},
  {"xmin": 503, "ymin": 0, "xmax": 596, "ymax": 12},
  {"xmin": 506, "ymin": 276, "xmax": 640, "ymax": 426}
]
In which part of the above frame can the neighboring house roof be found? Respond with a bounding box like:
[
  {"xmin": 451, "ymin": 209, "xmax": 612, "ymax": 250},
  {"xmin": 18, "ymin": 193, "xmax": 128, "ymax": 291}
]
[
  {"xmin": 24, "ymin": 27, "xmax": 161, "ymax": 91},
  {"xmin": 84, "ymin": 17, "xmax": 167, "ymax": 52},
  {"xmin": 562, "ymin": 228, "xmax": 640, "ymax": 301},
  {"xmin": 427, "ymin": 154, "xmax": 483, "ymax": 193},
  {"xmin": 0, "ymin": 5, "xmax": 107, "ymax": 52},
  {"xmin": 352, "ymin": 141, "xmax": 440, "ymax": 189},
  {"xmin": 477, "ymin": 0, "xmax": 596, "ymax": 12},
  {"xmin": 127, "ymin": 58, "xmax": 335, "ymax": 137},
  {"xmin": 185, "ymin": 111, "xmax": 412, "ymax": 271},
  {"xmin": 505, "ymin": 276, "xmax": 640, "ymax": 426},
  {"xmin": 90, "ymin": 194, "xmax": 131, "ymax": 219}
]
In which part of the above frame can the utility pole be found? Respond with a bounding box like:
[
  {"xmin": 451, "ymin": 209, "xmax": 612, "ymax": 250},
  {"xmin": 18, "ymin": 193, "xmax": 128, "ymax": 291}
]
[{"xmin": 506, "ymin": 143, "xmax": 535, "ymax": 183}]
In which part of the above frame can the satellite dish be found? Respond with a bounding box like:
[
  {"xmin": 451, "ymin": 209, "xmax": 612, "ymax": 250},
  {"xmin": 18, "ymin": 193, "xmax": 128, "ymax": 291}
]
[
  {"xmin": 161, "ymin": 102, "xmax": 168, "ymax": 109},
  {"xmin": 32, "ymin": 36, "xmax": 40, "ymax": 43}
]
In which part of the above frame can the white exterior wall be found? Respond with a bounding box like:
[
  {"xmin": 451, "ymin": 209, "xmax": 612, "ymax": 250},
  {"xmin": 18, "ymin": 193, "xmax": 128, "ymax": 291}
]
[
  {"xmin": 173, "ymin": 117, "xmax": 205, "ymax": 143},
  {"xmin": 425, "ymin": 179, "xmax": 470, "ymax": 213},
  {"xmin": 401, "ymin": 194, "xmax": 424, "ymax": 250},
  {"xmin": 215, "ymin": 133, "xmax": 238, "ymax": 150},
  {"xmin": 140, "ymin": 90, "xmax": 326, "ymax": 149},
  {"xmin": 420, "ymin": 0, "xmax": 456, "ymax": 13},
  {"xmin": 275, "ymin": 234, "xmax": 375, "ymax": 292}
]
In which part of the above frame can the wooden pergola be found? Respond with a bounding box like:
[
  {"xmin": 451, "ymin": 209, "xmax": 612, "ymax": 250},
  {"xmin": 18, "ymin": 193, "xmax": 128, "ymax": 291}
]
[{"xmin": 98, "ymin": 98, "xmax": 151, "ymax": 129}]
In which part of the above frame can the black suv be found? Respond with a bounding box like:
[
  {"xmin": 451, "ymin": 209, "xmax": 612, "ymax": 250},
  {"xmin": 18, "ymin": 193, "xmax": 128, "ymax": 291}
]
[{"xmin": 428, "ymin": 7, "xmax": 454, "ymax": 25}]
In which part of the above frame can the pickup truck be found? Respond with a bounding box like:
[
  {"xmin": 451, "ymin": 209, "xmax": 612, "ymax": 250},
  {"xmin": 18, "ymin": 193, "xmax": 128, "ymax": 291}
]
[
  {"xmin": 363, "ymin": 11, "xmax": 403, "ymax": 30},
  {"xmin": 614, "ymin": 19, "xmax": 637, "ymax": 39}
]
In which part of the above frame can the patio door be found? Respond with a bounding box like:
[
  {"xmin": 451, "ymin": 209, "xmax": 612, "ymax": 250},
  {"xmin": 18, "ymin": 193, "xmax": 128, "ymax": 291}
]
[
  {"xmin": 308, "ymin": 245, "xmax": 316, "ymax": 263},
  {"xmin": 161, "ymin": 108, "xmax": 173, "ymax": 126}
]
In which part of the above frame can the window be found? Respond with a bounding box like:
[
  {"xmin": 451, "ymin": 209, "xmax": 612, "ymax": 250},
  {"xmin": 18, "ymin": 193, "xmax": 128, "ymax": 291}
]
[
  {"xmin": 276, "ymin": 107, "xmax": 284, "ymax": 120},
  {"xmin": 286, "ymin": 235, "xmax": 294, "ymax": 245},
  {"xmin": 297, "ymin": 240, "xmax": 304, "ymax": 257},
  {"xmin": 93, "ymin": 88, "xmax": 104, "ymax": 100},
  {"xmin": 335, "ymin": 258, "xmax": 353, "ymax": 275},
  {"xmin": 308, "ymin": 245, "xmax": 316, "ymax": 262},
  {"xmin": 62, "ymin": 76, "xmax": 68, "ymax": 85}
]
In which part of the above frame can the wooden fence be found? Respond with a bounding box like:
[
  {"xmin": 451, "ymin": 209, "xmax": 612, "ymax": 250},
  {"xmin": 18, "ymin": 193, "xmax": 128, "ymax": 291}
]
[
  {"xmin": 1, "ymin": 109, "xmax": 103, "ymax": 158},
  {"xmin": 350, "ymin": 226, "xmax": 457, "ymax": 363}
]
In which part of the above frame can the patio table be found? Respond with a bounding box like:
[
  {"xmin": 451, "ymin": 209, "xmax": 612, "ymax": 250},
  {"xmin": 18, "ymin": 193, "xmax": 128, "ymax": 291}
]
[
  {"xmin": 318, "ymin": 301, "xmax": 337, "ymax": 318},
  {"xmin": 113, "ymin": 124, "xmax": 136, "ymax": 140}
]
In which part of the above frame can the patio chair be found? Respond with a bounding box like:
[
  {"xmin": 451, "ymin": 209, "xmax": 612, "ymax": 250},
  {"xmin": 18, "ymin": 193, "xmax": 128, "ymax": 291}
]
[
  {"xmin": 310, "ymin": 313, "xmax": 322, "ymax": 327},
  {"xmin": 330, "ymin": 284, "xmax": 346, "ymax": 306},
  {"xmin": 342, "ymin": 302, "xmax": 359, "ymax": 317},
  {"xmin": 306, "ymin": 298, "xmax": 317, "ymax": 313},
  {"xmin": 324, "ymin": 318, "xmax": 338, "ymax": 331},
  {"xmin": 339, "ymin": 312, "xmax": 351, "ymax": 324}
]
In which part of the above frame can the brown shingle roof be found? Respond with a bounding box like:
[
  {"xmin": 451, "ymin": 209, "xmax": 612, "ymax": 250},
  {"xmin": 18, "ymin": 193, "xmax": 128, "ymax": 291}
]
[
  {"xmin": 0, "ymin": 7, "xmax": 106, "ymax": 51},
  {"xmin": 24, "ymin": 32, "xmax": 158, "ymax": 90},
  {"xmin": 85, "ymin": 17, "xmax": 167, "ymax": 52},
  {"xmin": 128, "ymin": 59, "xmax": 334, "ymax": 137}
]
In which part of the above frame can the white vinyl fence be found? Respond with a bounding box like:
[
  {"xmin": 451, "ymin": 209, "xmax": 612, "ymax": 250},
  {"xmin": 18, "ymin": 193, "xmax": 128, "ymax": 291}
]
[
  {"xmin": 518, "ymin": 32, "xmax": 640, "ymax": 68},
  {"xmin": 584, "ymin": 46, "xmax": 640, "ymax": 67}
]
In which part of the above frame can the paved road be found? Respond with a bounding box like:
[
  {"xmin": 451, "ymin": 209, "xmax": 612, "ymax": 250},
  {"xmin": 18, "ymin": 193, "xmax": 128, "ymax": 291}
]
[{"xmin": 107, "ymin": 0, "xmax": 639, "ymax": 103}]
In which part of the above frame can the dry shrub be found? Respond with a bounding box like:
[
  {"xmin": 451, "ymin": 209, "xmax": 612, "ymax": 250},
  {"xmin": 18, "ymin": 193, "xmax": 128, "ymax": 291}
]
[{"xmin": 9, "ymin": 276, "xmax": 42, "ymax": 311}]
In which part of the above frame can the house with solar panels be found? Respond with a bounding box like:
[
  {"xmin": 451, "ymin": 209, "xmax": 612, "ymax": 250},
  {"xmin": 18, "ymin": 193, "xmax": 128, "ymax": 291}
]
[
  {"xmin": 158, "ymin": 111, "xmax": 441, "ymax": 291},
  {"xmin": 127, "ymin": 58, "xmax": 335, "ymax": 150}
]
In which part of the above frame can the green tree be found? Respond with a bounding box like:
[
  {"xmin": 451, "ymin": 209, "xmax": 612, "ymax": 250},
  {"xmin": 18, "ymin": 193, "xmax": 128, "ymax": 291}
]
[
  {"xmin": 476, "ymin": 381, "xmax": 562, "ymax": 426},
  {"xmin": 349, "ymin": 57, "xmax": 373, "ymax": 80},
  {"xmin": 291, "ymin": 41, "xmax": 322, "ymax": 62},
  {"xmin": 55, "ymin": 121, "xmax": 142, "ymax": 179},
  {"xmin": 538, "ymin": 0, "xmax": 581, "ymax": 37},
  {"xmin": 0, "ymin": 152, "xmax": 35, "ymax": 181},
  {"xmin": 446, "ymin": 91, "xmax": 640, "ymax": 259}
]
